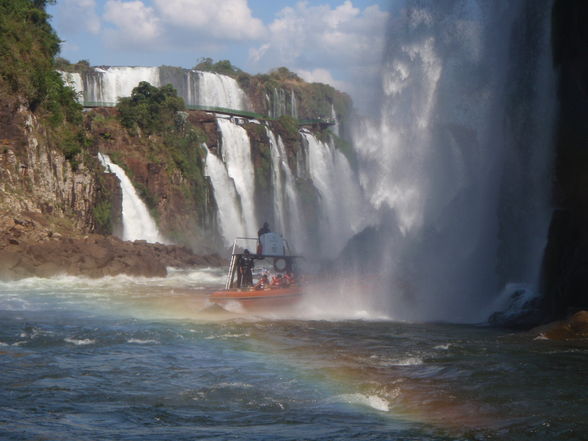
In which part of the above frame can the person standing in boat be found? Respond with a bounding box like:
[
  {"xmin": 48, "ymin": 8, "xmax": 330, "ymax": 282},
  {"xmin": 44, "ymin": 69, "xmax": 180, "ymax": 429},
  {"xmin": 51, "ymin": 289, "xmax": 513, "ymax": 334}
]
[
  {"xmin": 238, "ymin": 249, "xmax": 254, "ymax": 287},
  {"xmin": 257, "ymin": 221, "xmax": 270, "ymax": 254}
]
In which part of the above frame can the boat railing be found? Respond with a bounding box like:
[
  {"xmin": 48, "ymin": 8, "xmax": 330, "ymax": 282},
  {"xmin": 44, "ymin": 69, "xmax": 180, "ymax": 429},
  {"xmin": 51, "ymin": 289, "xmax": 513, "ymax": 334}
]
[{"xmin": 225, "ymin": 235, "xmax": 296, "ymax": 290}]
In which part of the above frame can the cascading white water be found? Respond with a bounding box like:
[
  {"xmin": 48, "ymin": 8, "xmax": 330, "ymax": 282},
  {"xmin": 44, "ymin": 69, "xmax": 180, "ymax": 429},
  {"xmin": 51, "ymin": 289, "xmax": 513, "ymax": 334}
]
[
  {"xmin": 216, "ymin": 118, "xmax": 258, "ymax": 237},
  {"xmin": 58, "ymin": 71, "xmax": 83, "ymax": 102},
  {"xmin": 97, "ymin": 153, "xmax": 165, "ymax": 243},
  {"xmin": 291, "ymin": 90, "xmax": 298, "ymax": 120},
  {"xmin": 84, "ymin": 67, "xmax": 160, "ymax": 104},
  {"xmin": 330, "ymin": 104, "xmax": 340, "ymax": 137},
  {"xmin": 203, "ymin": 145, "xmax": 246, "ymax": 247},
  {"xmin": 303, "ymin": 133, "xmax": 366, "ymax": 258},
  {"xmin": 266, "ymin": 129, "xmax": 306, "ymax": 252},
  {"xmin": 197, "ymin": 71, "xmax": 247, "ymax": 110},
  {"xmin": 65, "ymin": 66, "xmax": 249, "ymax": 109},
  {"xmin": 353, "ymin": 0, "xmax": 555, "ymax": 322}
]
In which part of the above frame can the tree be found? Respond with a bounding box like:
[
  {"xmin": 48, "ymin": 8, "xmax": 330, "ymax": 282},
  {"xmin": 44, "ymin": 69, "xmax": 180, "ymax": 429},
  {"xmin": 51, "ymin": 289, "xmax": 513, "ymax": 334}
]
[{"xmin": 117, "ymin": 82, "xmax": 186, "ymax": 135}]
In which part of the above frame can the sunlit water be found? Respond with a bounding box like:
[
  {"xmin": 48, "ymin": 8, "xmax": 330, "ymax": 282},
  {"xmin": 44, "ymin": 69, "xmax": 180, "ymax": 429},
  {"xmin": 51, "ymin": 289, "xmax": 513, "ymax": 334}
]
[{"xmin": 1, "ymin": 271, "xmax": 587, "ymax": 440}]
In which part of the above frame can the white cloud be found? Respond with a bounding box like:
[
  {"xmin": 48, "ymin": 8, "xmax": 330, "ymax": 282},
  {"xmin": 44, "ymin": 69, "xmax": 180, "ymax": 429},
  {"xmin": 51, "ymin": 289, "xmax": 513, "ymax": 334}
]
[
  {"xmin": 153, "ymin": 0, "xmax": 266, "ymax": 41},
  {"xmin": 100, "ymin": 0, "xmax": 265, "ymax": 53},
  {"xmin": 296, "ymin": 68, "xmax": 350, "ymax": 92},
  {"xmin": 103, "ymin": 0, "xmax": 162, "ymax": 48},
  {"xmin": 57, "ymin": 0, "xmax": 101, "ymax": 34},
  {"xmin": 247, "ymin": 1, "xmax": 389, "ymax": 111},
  {"xmin": 251, "ymin": 2, "xmax": 389, "ymax": 71}
]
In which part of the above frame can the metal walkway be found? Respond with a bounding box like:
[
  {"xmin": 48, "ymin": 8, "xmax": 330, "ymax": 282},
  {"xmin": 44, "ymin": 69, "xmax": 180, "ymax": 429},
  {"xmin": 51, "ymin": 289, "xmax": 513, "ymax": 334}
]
[{"xmin": 82, "ymin": 101, "xmax": 335, "ymax": 127}]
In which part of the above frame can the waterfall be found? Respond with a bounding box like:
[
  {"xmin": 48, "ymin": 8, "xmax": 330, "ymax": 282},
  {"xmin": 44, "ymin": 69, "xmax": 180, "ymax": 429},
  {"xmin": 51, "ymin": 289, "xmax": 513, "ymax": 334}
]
[
  {"xmin": 97, "ymin": 153, "xmax": 165, "ymax": 243},
  {"xmin": 203, "ymin": 145, "xmax": 245, "ymax": 246},
  {"xmin": 68, "ymin": 66, "xmax": 248, "ymax": 109},
  {"xmin": 205, "ymin": 120, "xmax": 358, "ymax": 256},
  {"xmin": 353, "ymin": 0, "xmax": 556, "ymax": 322},
  {"xmin": 216, "ymin": 118, "xmax": 258, "ymax": 237},
  {"xmin": 197, "ymin": 71, "xmax": 248, "ymax": 110},
  {"xmin": 291, "ymin": 90, "xmax": 298, "ymax": 120},
  {"xmin": 58, "ymin": 71, "xmax": 83, "ymax": 101},
  {"xmin": 84, "ymin": 67, "xmax": 160, "ymax": 104},
  {"xmin": 266, "ymin": 129, "xmax": 306, "ymax": 252},
  {"xmin": 330, "ymin": 104, "xmax": 340, "ymax": 137},
  {"xmin": 302, "ymin": 133, "xmax": 366, "ymax": 258}
]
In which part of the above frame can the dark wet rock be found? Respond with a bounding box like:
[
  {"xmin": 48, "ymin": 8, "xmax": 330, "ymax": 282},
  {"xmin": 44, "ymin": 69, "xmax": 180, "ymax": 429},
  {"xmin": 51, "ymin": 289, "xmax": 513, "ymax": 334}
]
[
  {"xmin": 488, "ymin": 288, "xmax": 544, "ymax": 329},
  {"xmin": 533, "ymin": 310, "xmax": 588, "ymax": 340},
  {"xmin": 0, "ymin": 232, "xmax": 226, "ymax": 280}
]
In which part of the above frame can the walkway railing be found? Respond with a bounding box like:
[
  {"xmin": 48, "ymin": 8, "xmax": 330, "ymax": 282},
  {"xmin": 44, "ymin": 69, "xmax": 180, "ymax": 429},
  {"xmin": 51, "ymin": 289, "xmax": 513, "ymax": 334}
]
[{"xmin": 82, "ymin": 101, "xmax": 335, "ymax": 126}]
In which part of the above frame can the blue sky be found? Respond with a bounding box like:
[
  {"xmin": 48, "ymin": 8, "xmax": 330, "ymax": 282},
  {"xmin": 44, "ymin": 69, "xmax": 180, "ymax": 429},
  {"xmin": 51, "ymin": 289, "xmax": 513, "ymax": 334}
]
[{"xmin": 48, "ymin": 0, "xmax": 392, "ymax": 109}]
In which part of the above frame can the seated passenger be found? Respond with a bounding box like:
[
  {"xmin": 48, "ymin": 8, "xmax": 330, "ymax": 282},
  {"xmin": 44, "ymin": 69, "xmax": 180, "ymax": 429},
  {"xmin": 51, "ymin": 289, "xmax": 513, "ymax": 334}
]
[
  {"xmin": 271, "ymin": 274, "xmax": 283, "ymax": 287},
  {"xmin": 254, "ymin": 274, "xmax": 269, "ymax": 290},
  {"xmin": 283, "ymin": 272, "xmax": 295, "ymax": 285}
]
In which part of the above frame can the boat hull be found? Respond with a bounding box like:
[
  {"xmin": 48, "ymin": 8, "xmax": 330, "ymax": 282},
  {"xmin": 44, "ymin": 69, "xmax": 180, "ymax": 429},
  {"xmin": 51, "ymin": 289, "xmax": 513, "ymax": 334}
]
[{"xmin": 209, "ymin": 286, "xmax": 302, "ymax": 311}]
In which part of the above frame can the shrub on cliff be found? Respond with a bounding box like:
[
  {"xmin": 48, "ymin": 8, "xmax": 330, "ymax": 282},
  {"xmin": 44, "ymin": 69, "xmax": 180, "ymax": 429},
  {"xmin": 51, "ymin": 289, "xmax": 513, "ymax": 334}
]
[
  {"xmin": 193, "ymin": 58, "xmax": 243, "ymax": 78},
  {"xmin": 117, "ymin": 82, "xmax": 185, "ymax": 135},
  {"xmin": 0, "ymin": 0, "xmax": 86, "ymax": 167},
  {"xmin": 0, "ymin": 0, "xmax": 82, "ymax": 122}
]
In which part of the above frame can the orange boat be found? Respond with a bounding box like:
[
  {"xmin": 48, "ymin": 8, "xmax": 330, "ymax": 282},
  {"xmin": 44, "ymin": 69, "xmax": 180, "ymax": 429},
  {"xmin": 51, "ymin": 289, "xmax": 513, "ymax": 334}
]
[{"xmin": 209, "ymin": 234, "xmax": 303, "ymax": 311}]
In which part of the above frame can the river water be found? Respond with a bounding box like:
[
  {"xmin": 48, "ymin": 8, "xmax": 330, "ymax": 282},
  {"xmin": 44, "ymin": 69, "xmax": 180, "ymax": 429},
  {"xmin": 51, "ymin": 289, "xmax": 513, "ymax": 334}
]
[{"xmin": 1, "ymin": 270, "xmax": 586, "ymax": 440}]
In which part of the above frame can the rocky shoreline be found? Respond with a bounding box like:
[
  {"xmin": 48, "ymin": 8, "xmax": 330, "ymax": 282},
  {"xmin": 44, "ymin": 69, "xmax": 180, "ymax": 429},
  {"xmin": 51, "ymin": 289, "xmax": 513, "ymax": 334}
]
[{"xmin": 0, "ymin": 216, "xmax": 226, "ymax": 280}]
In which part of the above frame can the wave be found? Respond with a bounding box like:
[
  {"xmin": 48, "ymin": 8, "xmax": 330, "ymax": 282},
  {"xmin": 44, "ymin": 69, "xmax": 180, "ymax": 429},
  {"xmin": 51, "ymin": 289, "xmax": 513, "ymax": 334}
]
[
  {"xmin": 127, "ymin": 338, "xmax": 159, "ymax": 344},
  {"xmin": 64, "ymin": 337, "xmax": 95, "ymax": 346},
  {"xmin": 334, "ymin": 393, "xmax": 390, "ymax": 412}
]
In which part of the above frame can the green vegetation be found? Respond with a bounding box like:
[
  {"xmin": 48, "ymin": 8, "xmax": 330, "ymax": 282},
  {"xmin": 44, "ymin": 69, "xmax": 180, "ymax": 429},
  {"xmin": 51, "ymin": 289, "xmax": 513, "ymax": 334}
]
[
  {"xmin": 0, "ymin": 0, "xmax": 81, "ymax": 118},
  {"xmin": 115, "ymin": 82, "xmax": 209, "ymax": 213},
  {"xmin": 117, "ymin": 82, "xmax": 186, "ymax": 135},
  {"xmin": 276, "ymin": 115, "xmax": 300, "ymax": 139},
  {"xmin": 191, "ymin": 62, "xmax": 352, "ymax": 137},
  {"xmin": 0, "ymin": 0, "xmax": 85, "ymax": 161},
  {"xmin": 93, "ymin": 200, "xmax": 112, "ymax": 233},
  {"xmin": 268, "ymin": 67, "xmax": 303, "ymax": 82},
  {"xmin": 193, "ymin": 58, "xmax": 244, "ymax": 77},
  {"xmin": 55, "ymin": 58, "xmax": 92, "ymax": 74}
]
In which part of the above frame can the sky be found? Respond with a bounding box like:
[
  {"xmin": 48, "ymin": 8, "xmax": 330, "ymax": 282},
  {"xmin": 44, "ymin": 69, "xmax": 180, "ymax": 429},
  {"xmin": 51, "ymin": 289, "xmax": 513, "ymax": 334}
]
[{"xmin": 47, "ymin": 0, "xmax": 393, "ymax": 112}]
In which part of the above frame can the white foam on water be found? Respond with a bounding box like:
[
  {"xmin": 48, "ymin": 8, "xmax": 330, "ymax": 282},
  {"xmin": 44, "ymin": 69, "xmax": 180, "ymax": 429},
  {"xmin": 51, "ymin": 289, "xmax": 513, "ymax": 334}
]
[
  {"xmin": 0, "ymin": 268, "xmax": 226, "ymax": 299},
  {"xmin": 64, "ymin": 338, "xmax": 95, "ymax": 346},
  {"xmin": 335, "ymin": 393, "xmax": 390, "ymax": 412},
  {"xmin": 127, "ymin": 339, "xmax": 159, "ymax": 344}
]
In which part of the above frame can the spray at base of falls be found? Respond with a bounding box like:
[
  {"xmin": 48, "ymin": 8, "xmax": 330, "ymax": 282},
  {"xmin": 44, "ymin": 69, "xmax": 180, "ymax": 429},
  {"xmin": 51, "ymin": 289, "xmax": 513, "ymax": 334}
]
[
  {"xmin": 353, "ymin": 0, "xmax": 556, "ymax": 322},
  {"xmin": 266, "ymin": 129, "xmax": 307, "ymax": 254},
  {"xmin": 302, "ymin": 133, "xmax": 367, "ymax": 259},
  {"xmin": 98, "ymin": 153, "xmax": 166, "ymax": 244}
]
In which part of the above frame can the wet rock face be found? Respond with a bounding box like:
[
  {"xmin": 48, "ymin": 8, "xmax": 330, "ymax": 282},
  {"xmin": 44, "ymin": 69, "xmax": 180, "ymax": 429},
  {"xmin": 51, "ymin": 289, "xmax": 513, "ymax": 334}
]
[
  {"xmin": 534, "ymin": 310, "xmax": 588, "ymax": 340},
  {"xmin": 0, "ymin": 230, "xmax": 225, "ymax": 280},
  {"xmin": 542, "ymin": 0, "xmax": 588, "ymax": 318},
  {"xmin": 0, "ymin": 101, "xmax": 99, "ymax": 233},
  {"xmin": 488, "ymin": 294, "xmax": 543, "ymax": 330}
]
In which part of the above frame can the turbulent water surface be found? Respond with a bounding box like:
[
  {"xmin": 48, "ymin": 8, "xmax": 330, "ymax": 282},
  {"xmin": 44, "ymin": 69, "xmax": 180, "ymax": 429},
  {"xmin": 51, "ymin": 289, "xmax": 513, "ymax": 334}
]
[{"xmin": 1, "ymin": 273, "xmax": 586, "ymax": 441}]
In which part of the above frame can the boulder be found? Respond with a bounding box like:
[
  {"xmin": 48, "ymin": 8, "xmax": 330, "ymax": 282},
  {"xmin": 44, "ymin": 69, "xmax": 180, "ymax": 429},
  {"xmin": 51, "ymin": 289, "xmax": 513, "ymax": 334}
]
[
  {"xmin": 534, "ymin": 310, "xmax": 588, "ymax": 340},
  {"xmin": 0, "ymin": 232, "xmax": 225, "ymax": 280}
]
